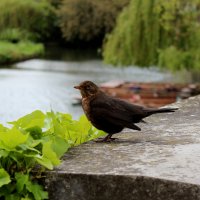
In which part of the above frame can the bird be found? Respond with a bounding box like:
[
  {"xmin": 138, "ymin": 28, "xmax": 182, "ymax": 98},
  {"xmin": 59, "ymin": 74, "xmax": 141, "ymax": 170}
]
[{"xmin": 74, "ymin": 81, "xmax": 178, "ymax": 142}]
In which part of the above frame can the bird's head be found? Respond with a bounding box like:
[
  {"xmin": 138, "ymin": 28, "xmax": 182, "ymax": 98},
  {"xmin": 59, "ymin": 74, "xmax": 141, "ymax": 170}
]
[{"xmin": 74, "ymin": 81, "xmax": 99, "ymax": 98}]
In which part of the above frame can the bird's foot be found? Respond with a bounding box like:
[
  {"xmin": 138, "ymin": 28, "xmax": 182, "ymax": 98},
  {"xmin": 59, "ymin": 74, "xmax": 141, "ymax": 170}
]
[{"xmin": 95, "ymin": 135, "xmax": 118, "ymax": 143}]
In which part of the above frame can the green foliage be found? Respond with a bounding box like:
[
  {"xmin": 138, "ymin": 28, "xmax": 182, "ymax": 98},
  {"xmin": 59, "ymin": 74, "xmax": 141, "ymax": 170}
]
[
  {"xmin": 0, "ymin": 110, "xmax": 105, "ymax": 199},
  {"xmin": 0, "ymin": 41, "xmax": 44, "ymax": 65},
  {"xmin": 158, "ymin": 46, "xmax": 189, "ymax": 70},
  {"xmin": 47, "ymin": 0, "xmax": 62, "ymax": 7},
  {"xmin": 0, "ymin": 29, "xmax": 34, "ymax": 43},
  {"xmin": 103, "ymin": 0, "xmax": 200, "ymax": 70},
  {"xmin": 57, "ymin": 0, "xmax": 129, "ymax": 43},
  {"xmin": 0, "ymin": 168, "xmax": 11, "ymax": 187},
  {"xmin": 0, "ymin": 0, "xmax": 58, "ymax": 65},
  {"xmin": 0, "ymin": 0, "xmax": 55, "ymax": 41},
  {"xmin": 103, "ymin": 0, "xmax": 162, "ymax": 66}
]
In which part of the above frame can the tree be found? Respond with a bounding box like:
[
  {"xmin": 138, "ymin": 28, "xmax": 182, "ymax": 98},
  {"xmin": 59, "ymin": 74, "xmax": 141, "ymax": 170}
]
[
  {"xmin": 57, "ymin": 0, "xmax": 129, "ymax": 45},
  {"xmin": 103, "ymin": 0, "xmax": 200, "ymax": 70}
]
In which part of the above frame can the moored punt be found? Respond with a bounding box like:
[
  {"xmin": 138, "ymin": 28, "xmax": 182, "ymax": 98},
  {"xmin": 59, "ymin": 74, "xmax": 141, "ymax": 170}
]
[{"xmin": 100, "ymin": 81, "xmax": 200, "ymax": 108}]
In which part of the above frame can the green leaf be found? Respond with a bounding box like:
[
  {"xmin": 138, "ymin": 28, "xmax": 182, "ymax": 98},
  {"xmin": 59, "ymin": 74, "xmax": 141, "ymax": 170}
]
[
  {"xmin": 9, "ymin": 110, "xmax": 45, "ymax": 129},
  {"xmin": 5, "ymin": 194, "xmax": 20, "ymax": 200},
  {"xmin": 0, "ymin": 150, "xmax": 9, "ymax": 158},
  {"xmin": 0, "ymin": 124, "xmax": 8, "ymax": 132},
  {"xmin": 35, "ymin": 156, "xmax": 53, "ymax": 170},
  {"xmin": 47, "ymin": 111, "xmax": 66, "ymax": 138},
  {"xmin": 27, "ymin": 126, "xmax": 43, "ymax": 140},
  {"xmin": 0, "ymin": 184, "xmax": 15, "ymax": 197},
  {"xmin": 0, "ymin": 168, "xmax": 11, "ymax": 187},
  {"xmin": 21, "ymin": 197, "xmax": 32, "ymax": 200},
  {"xmin": 16, "ymin": 173, "xmax": 48, "ymax": 200},
  {"xmin": 26, "ymin": 181, "xmax": 48, "ymax": 200},
  {"xmin": 0, "ymin": 127, "xmax": 29, "ymax": 149},
  {"xmin": 51, "ymin": 136, "xmax": 70, "ymax": 158},
  {"xmin": 78, "ymin": 115, "xmax": 92, "ymax": 133},
  {"xmin": 56, "ymin": 112, "xmax": 72, "ymax": 123},
  {"xmin": 15, "ymin": 172, "xmax": 29, "ymax": 193},
  {"xmin": 53, "ymin": 119, "xmax": 66, "ymax": 138},
  {"xmin": 87, "ymin": 128, "xmax": 106, "ymax": 141},
  {"xmin": 42, "ymin": 141, "xmax": 60, "ymax": 166}
]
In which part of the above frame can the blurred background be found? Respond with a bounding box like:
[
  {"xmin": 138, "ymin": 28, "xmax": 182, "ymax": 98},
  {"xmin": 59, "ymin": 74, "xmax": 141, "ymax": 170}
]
[{"xmin": 0, "ymin": 0, "xmax": 200, "ymax": 123}]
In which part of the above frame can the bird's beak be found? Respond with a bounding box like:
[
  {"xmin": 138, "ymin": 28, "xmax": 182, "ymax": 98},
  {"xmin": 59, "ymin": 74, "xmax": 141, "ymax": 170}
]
[{"xmin": 74, "ymin": 85, "xmax": 81, "ymax": 90}]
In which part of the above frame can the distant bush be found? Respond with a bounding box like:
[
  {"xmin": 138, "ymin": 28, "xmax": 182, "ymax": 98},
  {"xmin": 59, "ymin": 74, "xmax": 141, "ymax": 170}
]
[
  {"xmin": 0, "ymin": 29, "xmax": 34, "ymax": 43},
  {"xmin": 57, "ymin": 0, "xmax": 129, "ymax": 44},
  {"xmin": 0, "ymin": 0, "xmax": 55, "ymax": 41},
  {"xmin": 103, "ymin": 0, "xmax": 200, "ymax": 70},
  {"xmin": 0, "ymin": 41, "xmax": 44, "ymax": 65},
  {"xmin": 48, "ymin": 0, "xmax": 62, "ymax": 7}
]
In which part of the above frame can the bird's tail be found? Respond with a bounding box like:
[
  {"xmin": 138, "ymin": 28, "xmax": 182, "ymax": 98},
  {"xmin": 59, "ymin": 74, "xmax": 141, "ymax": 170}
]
[{"xmin": 145, "ymin": 107, "xmax": 178, "ymax": 115}]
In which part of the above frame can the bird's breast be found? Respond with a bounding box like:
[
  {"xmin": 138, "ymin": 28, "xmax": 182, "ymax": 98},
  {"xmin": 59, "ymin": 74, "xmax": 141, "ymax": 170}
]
[{"xmin": 82, "ymin": 97, "xmax": 92, "ymax": 119}]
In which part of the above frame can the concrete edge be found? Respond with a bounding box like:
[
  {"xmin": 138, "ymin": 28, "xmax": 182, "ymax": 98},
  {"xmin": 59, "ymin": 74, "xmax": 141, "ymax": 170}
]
[{"xmin": 43, "ymin": 172, "xmax": 200, "ymax": 200}]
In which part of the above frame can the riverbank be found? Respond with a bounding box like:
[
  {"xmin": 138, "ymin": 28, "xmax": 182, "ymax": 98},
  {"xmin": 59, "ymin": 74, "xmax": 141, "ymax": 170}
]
[{"xmin": 0, "ymin": 41, "xmax": 44, "ymax": 65}]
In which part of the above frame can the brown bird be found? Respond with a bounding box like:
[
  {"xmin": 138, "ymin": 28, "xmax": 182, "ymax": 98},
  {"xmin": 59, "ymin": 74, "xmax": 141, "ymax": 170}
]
[{"xmin": 74, "ymin": 81, "xmax": 178, "ymax": 142}]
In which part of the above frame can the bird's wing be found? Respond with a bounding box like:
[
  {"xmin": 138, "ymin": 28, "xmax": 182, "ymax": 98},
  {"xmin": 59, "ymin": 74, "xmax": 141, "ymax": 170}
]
[{"xmin": 90, "ymin": 94, "xmax": 145, "ymax": 126}]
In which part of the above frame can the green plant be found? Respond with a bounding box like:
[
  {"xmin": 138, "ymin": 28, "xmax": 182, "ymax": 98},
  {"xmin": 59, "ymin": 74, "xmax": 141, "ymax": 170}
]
[
  {"xmin": 0, "ymin": 29, "xmax": 34, "ymax": 43},
  {"xmin": 103, "ymin": 0, "xmax": 200, "ymax": 70},
  {"xmin": 0, "ymin": 110, "xmax": 105, "ymax": 199},
  {"xmin": 0, "ymin": 0, "xmax": 55, "ymax": 41},
  {"xmin": 158, "ymin": 46, "xmax": 192, "ymax": 71},
  {"xmin": 0, "ymin": 41, "xmax": 44, "ymax": 64},
  {"xmin": 57, "ymin": 0, "xmax": 129, "ymax": 43}
]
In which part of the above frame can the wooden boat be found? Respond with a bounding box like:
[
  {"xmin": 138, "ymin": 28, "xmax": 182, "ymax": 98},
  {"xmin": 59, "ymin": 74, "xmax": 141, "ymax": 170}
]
[{"xmin": 100, "ymin": 81, "xmax": 200, "ymax": 108}]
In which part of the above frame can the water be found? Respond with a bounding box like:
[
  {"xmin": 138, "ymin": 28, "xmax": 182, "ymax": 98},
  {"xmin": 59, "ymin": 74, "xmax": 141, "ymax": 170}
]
[{"xmin": 0, "ymin": 47, "xmax": 195, "ymax": 124}]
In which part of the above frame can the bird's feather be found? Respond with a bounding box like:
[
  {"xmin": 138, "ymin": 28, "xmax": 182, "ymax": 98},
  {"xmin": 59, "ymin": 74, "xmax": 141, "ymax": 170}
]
[{"xmin": 89, "ymin": 92, "xmax": 144, "ymax": 132}]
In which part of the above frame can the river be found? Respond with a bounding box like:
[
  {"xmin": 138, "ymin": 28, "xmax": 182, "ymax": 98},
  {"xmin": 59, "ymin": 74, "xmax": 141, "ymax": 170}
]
[{"xmin": 0, "ymin": 47, "xmax": 197, "ymax": 124}]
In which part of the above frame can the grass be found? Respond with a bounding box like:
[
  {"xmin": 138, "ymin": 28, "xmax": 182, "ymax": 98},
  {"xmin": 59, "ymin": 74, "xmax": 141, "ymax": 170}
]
[{"xmin": 0, "ymin": 41, "xmax": 44, "ymax": 65}]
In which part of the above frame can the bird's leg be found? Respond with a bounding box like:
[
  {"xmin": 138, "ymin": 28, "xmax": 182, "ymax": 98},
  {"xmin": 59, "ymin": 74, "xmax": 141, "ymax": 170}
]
[{"xmin": 95, "ymin": 134, "xmax": 118, "ymax": 142}]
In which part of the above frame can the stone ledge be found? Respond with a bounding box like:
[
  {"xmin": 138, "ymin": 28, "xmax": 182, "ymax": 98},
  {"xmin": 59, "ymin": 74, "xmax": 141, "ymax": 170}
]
[
  {"xmin": 44, "ymin": 95, "xmax": 200, "ymax": 200},
  {"xmin": 45, "ymin": 174, "xmax": 200, "ymax": 200}
]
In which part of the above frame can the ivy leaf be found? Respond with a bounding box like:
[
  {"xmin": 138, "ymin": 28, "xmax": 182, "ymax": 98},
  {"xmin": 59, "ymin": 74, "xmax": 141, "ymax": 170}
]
[
  {"xmin": 0, "ymin": 168, "xmax": 11, "ymax": 187},
  {"xmin": 0, "ymin": 150, "xmax": 9, "ymax": 158},
  {"xmin": 35, "ymin": 156, "xmax": 53, "ymax": 170},
  {"xmin": 56, "ymin": 112, "xmax": 72, "ymax": 123},
  {"xmin": 26, "ymin": 181, "xmax": 48, "ymax": 200},
  {"xmin": 15, "ymin": 172, "xmax": 29, "ymax": 193},
  {"xmin": 5, "ymin": 194, "xmax": 21, "ymax": 200},
  {"xmin": 0, "ymin": 184, "xmax": 15, "ymax": 197},
  {"xmin": 21, "ymin": 198, "xmax": 32, "ymax": 200},
  {"xmin": 77, "ymin": 115, "xmax": 92, "ymax": 134},
  {"xmin": 0, "ymin": 124, "xmax": 8, "ymax": 132},
  {"xmin": 9, "ymin": 110, "xmax": 45, "ymax": 129},
  {"xmin": 0, "ymin": 127, "xmax": 29, "ymax": 149},
  {"xmin": 47, "ymin": 111, "xmax": 66, "ymax": 138},
  {"xmin": 42, "ymin": 141, "xmax": 60, "ymax": 166},
  {"xmin": 51, "ymin": 136, "xmax": 70, "ymax": 158},
  {"xmin": 15, "ymin": 173, "xmax": 48, "ymax": 200},
  {"xmin": 87, "ymin": 128, "xmax": 106, "ymax": 141},
  {"xmin": 27, "ymin": 126, "xmax": 43, "ymax": 140},
  {"xmin": 21, "ymin": 197, "xmax": 32, "ymax": 200}
]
